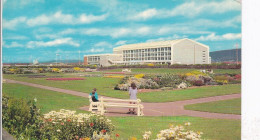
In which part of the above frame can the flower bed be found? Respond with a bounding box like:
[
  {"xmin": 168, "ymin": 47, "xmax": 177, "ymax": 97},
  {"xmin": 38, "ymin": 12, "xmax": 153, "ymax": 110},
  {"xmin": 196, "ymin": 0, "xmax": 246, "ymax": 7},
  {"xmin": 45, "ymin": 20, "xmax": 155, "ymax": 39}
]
[
  {"xmin": 104, "ymin": 72, "xmax": 125, "ymax": 74},
  {"xmin": 104, "ymin": 75, "xmax": 125, "ymax": 78},
  {"xmin": 46, "ymin": 78, "xmax": 85, "ymax": 81},
  {"xmin": 41, "ymin": 109, "xmax": 114, "ymax": 139}
]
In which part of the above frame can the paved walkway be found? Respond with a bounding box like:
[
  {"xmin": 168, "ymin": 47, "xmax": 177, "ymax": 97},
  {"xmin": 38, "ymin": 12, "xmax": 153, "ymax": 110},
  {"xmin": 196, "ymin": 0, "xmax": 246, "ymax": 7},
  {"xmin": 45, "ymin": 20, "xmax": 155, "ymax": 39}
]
[{"xmin": 5, "ymin": 79, "xmax": 241, "ymax": 120}]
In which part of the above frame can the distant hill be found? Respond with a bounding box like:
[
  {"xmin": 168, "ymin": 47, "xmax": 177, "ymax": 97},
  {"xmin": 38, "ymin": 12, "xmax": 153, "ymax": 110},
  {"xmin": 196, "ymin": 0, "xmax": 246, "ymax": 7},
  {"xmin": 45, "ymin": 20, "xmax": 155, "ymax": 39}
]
[{"xmin": 210, "ymin": 48, "xmax": 241, "ymax": 62}]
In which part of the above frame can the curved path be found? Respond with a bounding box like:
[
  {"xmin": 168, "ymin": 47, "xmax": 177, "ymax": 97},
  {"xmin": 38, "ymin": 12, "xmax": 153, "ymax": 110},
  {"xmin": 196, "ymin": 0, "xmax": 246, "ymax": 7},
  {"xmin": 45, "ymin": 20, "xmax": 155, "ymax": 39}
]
[{"xmin": 5, "ymin": 79, "xmax": 241, "ymax": 120}]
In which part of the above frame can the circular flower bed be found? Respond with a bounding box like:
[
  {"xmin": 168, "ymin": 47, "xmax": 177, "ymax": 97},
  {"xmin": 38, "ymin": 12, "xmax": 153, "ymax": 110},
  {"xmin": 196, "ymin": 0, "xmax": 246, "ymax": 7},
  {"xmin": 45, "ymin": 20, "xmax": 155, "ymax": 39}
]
[{"xmin": 46, "ymin": 78, "xmax": 85, "ymax": 81}]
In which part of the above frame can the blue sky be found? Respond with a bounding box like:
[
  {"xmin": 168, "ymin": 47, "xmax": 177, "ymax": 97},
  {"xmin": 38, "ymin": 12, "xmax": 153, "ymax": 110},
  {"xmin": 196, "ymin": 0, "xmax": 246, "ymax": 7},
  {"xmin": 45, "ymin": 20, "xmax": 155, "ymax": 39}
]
[{"xmin": 2, "ymin": 0, "xmax": 241, "ymax": 63}]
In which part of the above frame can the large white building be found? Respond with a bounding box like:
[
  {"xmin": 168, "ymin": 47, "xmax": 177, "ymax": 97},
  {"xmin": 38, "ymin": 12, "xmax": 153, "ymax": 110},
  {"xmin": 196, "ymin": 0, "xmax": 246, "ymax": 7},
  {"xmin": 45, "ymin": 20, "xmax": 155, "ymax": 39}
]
[{"xmin": 84, "ymin": 38, "xmax": 211, "ymax": 66}]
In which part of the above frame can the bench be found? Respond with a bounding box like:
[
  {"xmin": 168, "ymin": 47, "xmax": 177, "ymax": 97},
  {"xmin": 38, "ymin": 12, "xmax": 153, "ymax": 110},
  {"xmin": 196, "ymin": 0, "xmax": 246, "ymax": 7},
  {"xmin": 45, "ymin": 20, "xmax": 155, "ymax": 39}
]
[{"xmin": 88, "ymin": 96, "xmax": 144, "ymax": 116}]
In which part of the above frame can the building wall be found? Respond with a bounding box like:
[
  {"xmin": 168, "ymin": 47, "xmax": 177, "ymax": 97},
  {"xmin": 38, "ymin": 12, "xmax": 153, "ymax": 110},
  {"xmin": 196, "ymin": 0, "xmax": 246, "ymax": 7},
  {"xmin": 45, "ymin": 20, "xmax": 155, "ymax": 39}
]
[
  {"xmin": 85, "ymin": 39, "xmax": 211, "ymax": 66},
  {"xmin": 83, "ymin": 57, "xmax": 88, "ymax": 65},
  {"xmin": 172, "ymin": 39, "xmax": 210, "ymax": 64}
]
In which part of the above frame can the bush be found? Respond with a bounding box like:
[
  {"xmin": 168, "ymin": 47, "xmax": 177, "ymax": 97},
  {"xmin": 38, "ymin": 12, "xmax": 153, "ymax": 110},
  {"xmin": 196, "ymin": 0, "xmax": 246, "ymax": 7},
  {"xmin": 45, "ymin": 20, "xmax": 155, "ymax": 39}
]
[
  {"xmin": 156, "ymin": 74, "xmax": 183, "ymax": 87},
  {"xmin": 194, "ymin": 80, "xmax": 204, "ymax": 86},
  {"xmin": 134, "ymin": 74, "xmax": 145, "ymax": 78},
  {"xmin": 2, "ymin": 95, "xmax": 41, "ymax": 139},
  {"xmin": 41, "ymin": 109, "xmax": 114, "ymax": 139}
]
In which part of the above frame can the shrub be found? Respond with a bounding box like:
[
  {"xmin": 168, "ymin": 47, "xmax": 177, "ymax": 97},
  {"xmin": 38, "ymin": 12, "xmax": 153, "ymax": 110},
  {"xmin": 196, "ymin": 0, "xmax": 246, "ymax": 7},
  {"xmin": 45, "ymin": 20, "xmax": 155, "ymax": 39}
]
[
  {"xmin": 52, "ymin": 68, "xmax": 60, "ymax": 73},
  {"xmin": 41, "ymin": 109, "xmax": 114, "ymax": 139},
  {"xmin": 147, "ymin": 63, "xmax": 155, "ymax": 67},
  {"xmin": 134, "ymin": 74, "xmax": 145, "ymax": 78},
  {"xmin": 154, "ymin": 122, "xmax": 203, "ymax": 140},
  {"xmin": 156, "ymin": 74, "xmax": 183, "ymax": 87},
  {"xmin": 2, "ymin": 95, "xmax": 41, "ymax": 139},
  {"xmin": 73, "ymin": 67, "xmax": 81, "ymax": 71},
  {"xmin": 194, "ymin": 80, "xmax": 204, "ymax": 86}
]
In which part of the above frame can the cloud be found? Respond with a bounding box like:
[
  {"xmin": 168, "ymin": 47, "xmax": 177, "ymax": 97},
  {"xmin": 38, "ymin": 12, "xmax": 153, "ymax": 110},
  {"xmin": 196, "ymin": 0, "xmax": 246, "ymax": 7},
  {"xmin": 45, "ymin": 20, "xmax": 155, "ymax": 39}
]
[
  {"xmin": 3, "ymin": 35, "xmax": 29, "ymax": 40},
  {"xmin": 126, "ymin": 1, "xmax": 241, "ymax": 21},
  {"xmin": 167, "ymin": 1, "xmax": 240, "ymax": 17},
  {"xmin": 115, "ymin": 40, "xmax": 127, "ymax": 46},
  {"xmin": 129, "ymin": 8, "xmax": 158, "ymax": 20},
  {"xmin": 3, "ymin": 17, "xmax": 27, "ymax": 30},
  {"xmin": 3, "ymin": 42, "xmax": 24, "ymax": 48},
  {"xmin": 3, "ymin": 0, "xmax": 44, "ymax": 7},
  {"xmin": 26, "ymin": 11, "xmax": 107, "ymax": 26},
  {"xmin": 94, "ymin": 41, "xmax": 113, "ymax": 48},
  {"xmin": 26, "ymin": 38, "xmax": 80, "ymax": 48},
  {"xmin": 195, "ymin": 33, "xmax": 241, "ymax": 41},
  {"xmin": 88, "ymin": 48, "xmax": 105, "ymax": 53},
  {"xmin": 146, "ymin": 34, "xmax": 188, "ymax": 42}
]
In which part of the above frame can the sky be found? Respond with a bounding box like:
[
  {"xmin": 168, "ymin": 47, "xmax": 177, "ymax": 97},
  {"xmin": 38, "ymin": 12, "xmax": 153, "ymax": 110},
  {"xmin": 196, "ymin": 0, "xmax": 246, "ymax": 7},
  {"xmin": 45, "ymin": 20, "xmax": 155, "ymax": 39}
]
[{"xmin": 2, "ymin": 0, "xmax": 241, "ymax": 63}]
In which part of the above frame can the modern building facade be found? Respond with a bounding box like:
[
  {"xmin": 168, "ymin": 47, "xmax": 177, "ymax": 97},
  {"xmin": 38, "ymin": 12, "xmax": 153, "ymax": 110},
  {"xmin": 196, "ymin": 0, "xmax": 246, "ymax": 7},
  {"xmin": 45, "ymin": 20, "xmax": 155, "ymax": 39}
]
[{"xmin": 84, "ymin": 38, "xmax": 211, "ymax": 66}]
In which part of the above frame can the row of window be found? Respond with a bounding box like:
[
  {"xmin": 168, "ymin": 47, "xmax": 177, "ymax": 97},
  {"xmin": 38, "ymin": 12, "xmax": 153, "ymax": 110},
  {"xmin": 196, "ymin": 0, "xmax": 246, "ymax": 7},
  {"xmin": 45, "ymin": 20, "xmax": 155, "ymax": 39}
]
[
  {"xmin": 123, "ymin": 47, "xmax": 171, "ymax": 54},
  {"xmin": 88, "ymin": 56, "xmax": 100, "ymax": 62},
  {"xmin": 123, "ymin": 47, "xmax": 171, "ymax": 61}
]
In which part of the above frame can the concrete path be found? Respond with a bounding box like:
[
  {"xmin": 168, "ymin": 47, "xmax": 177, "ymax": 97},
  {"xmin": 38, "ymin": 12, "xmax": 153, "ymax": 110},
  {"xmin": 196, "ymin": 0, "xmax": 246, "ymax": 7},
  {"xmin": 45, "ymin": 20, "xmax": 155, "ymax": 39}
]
[
  {"xmin": 5, "ymin": 79, "xmax": 241, "ymax": 120},
  {"xmin": 2, "ymin": 128, "xmax": 15, "ymax": 140}
]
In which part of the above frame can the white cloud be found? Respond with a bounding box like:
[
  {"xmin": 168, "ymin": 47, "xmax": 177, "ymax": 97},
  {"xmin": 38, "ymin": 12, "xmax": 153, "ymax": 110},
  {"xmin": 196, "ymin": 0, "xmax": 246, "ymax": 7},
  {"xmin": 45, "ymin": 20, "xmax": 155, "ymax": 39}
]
[
  {"xmin": 26, "ymin": 38, "xmax": 80, "ymax": 48},
  {"xmin": 115, "ymin": 40, "xmax": 127, "ymax": 46},
  {"xmin": 146, "ymin": 34, "xmax": 188, "ymax": 42},
  {"xmin": 27, "ymin": 11, "xmax": 107, "ymax": 26},
  {"xmin": 94, "ymin": 41, "xmax": 113, "ymax": 48},
  {"xmin": 125, "ymin": 1, "xmax": 241, "ymax": 21},
  {"xmin": 88, "ymin": 48, "xmax": 105, "ymax": 53},
  {"xmin": 3, "ymin": 42, "xmax": 24, "ymax": 48},
  {"xmin": 3, "ymin": 17, "xmax": 27, "ymax": 30},
  {"xmin": 168, "ymin": 1, "xmax": 241, "ymax": 17},
  {"xmin": 129, "ymin": 8, "xmax": 157, "ymax": 20},
  {"xmin": 3, "ymin": 35, "xmax": 28, "ymax": 40},
  {"xmin": 195, "ymin": 33, "xmax": 241, "ymax": 41},
  {"xmin": 80, "ymin": 14, "xmax": 107, "ymax": 24}
]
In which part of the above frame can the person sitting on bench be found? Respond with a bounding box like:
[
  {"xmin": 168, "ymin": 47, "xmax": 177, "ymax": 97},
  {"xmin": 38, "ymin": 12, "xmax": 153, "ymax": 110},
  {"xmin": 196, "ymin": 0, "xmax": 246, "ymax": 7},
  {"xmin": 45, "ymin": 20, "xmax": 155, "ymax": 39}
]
[{"xmin": 89, "ymin": 88, "xmax": 99, "ymax": 102}]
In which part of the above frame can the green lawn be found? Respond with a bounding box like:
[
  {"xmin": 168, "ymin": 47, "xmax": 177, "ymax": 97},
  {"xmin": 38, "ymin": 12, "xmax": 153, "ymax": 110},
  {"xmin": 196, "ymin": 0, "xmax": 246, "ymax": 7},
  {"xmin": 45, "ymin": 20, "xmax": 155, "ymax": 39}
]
[
  {"xmin": 2, "ymin": 83, "xmax": 241, "ymax": 140},
  {"xmin": 101, "ymin": 68, "xmax": 241, "ymax": 75},
  {"xmin": 109, "ymin": 116, "xmax": 241, "ymax": 140},
  {"xmin": 3, "ymin": 74, "xmax": 130, "ymax": 99},
  {"xmin": 138, "ymin": 84, "xmax": 241, "ymax": 102},
  {"xmin": 185, "ymin": 98, "xmax": 241, "ymax": 115},
  {"xmin": 3, "ymin": 74, "xmax": 241, "ymax": 102},
  {"xmin": 2, "ymin": 83, "xmax": 89, "ymax": 114}
]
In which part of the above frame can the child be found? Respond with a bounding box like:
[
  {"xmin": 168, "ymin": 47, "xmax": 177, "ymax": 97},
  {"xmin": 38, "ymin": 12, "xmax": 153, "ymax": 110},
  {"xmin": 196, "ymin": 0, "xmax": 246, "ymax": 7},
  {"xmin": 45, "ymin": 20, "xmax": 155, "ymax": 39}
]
[
  {"xmin": 89, "ymin": 88, "xmax": 99, "ymax": 102},
  {"xmin": 127, "ymin": 82, "xmax": 138, "ymax": 114}
]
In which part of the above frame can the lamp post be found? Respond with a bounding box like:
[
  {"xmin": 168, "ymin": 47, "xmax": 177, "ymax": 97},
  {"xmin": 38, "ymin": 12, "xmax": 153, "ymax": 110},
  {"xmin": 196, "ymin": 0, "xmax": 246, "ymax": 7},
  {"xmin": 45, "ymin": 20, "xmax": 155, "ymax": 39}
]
[
  {"xmin": 78, "ymin": 51, "xmax": 81, "ymax": 65},
  {"xmin": 56, "ymin": 54, "xmax": 59, "ymax": 66}
]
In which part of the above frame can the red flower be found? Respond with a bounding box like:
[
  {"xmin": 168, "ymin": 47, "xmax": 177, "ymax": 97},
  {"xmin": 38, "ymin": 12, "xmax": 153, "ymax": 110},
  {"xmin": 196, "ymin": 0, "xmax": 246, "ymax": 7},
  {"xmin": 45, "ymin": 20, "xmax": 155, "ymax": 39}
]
[
  {"xmin": 48, "ymin": 118, "xmax": 52, "ymax": 122},
  {"xmin": 101, "ymin": 129, "xmax": 107, "ymax": 133},
  {"xmin": 61, "ymin": 122, "xmax": 64, "ymax": 125},
  {"xmin": 67, "ymin": 119, "xmax": 71, "ymax": 122},
  {"xmin": 89, "ymin": 122, "xmax": 94, "ymax": 127},
  {"xmin": 116, "ymin": 134, "xmax": 120, "ymax": 137},
  {"xmin": 79, "ymin": 138, "xmax": 83, "ymax": 140}
]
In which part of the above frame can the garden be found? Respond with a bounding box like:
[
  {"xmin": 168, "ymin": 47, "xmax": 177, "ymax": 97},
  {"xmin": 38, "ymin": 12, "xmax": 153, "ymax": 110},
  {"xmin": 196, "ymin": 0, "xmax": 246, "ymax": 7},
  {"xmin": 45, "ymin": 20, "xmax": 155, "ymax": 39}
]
[
  {"xmin": 2, "ymin": 92, "xmax": 240, "ymax": 140},
  {"xmin": 2, "ymin": 67, "xmax": 241, "ymax": 139}
]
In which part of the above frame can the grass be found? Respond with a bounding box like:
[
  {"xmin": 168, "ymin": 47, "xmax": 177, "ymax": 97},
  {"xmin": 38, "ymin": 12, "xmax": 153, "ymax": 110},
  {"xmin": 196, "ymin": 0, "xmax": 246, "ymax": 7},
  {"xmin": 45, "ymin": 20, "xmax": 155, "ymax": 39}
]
[
  {"xmin": 109, "ymin": 116, "xmax": 241, "ymax": 140},
  {"xmin": 101, "ymin": 68, "xmax": 241, "ymax": 75},
  {"xmin": 2, "ymin": 83, "xmax": 89, "ymax": 114},
  {"xmin": 185, "ymin": 98, "xmax": 241, "ymax": 115},
  {"xmin": 3, "ymin": 73, "xmax": 241, "ymax": 102},
  {"xmin": 138, "ymin": 84, "xmax": 241, "ymax": 102},
  {"xmin": 4, "ymin": 73, "xmax": 130, "ymax": 99}
]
